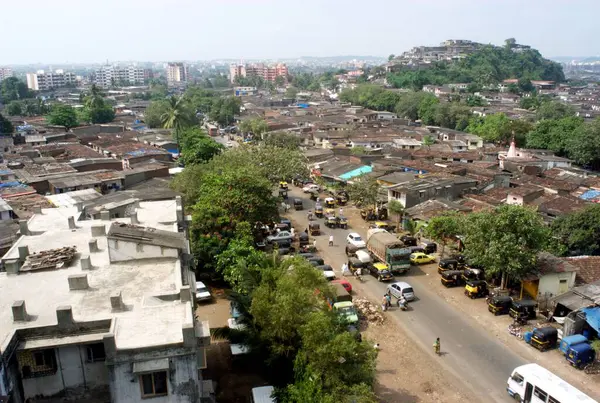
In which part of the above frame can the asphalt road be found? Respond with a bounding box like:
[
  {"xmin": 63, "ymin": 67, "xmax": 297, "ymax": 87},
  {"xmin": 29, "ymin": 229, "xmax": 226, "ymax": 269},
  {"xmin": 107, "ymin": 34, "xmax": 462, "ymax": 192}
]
[{"xmin": 285, "ymin": 187, "xmax": 525, "ymax": 403}]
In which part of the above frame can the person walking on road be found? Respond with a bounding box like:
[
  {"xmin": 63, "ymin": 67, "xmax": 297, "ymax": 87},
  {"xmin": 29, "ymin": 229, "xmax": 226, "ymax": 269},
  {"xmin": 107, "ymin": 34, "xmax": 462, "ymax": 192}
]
[
  {"xmin": 381, "ymin": 295, "xmax": 388, "ymax": 312},
  {"xmin": 339, "ymin": 207, "xmax": 343, "ymax": 216},
  {"xmin": 341, "ymin": 262, "xmax": 350, "ymax": 276},
  {"xmin": 313, "ymin": 239, "xmax": 317, "ymax": 250},
  {"xmin": 329, "ymin": 235, "xmax": 334, "ymax": 247},
  {"xmin": 433, "ymin": 338, "xmax": 441, "ymax": 355}
]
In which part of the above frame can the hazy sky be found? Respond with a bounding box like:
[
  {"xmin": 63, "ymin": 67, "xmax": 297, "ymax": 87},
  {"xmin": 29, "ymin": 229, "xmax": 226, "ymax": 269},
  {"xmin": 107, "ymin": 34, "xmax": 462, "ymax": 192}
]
[{"xmin": 1, "ymin": 0, "xmax": 598, "ymax": 65}]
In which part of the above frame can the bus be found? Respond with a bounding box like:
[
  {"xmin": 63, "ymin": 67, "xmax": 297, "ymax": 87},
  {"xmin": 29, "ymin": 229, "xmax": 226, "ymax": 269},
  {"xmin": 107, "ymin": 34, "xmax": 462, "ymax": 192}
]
[{"xmin": 507, "ymin": 363, "xmax": 597, "ymax": 403}]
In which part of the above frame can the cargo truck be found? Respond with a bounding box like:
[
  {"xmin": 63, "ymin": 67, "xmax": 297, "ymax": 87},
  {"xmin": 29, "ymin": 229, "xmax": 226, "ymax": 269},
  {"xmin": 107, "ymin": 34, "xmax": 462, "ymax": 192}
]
[{"xmin": 366, "ymin": 231, "xmax": 412, "ymax": 274}]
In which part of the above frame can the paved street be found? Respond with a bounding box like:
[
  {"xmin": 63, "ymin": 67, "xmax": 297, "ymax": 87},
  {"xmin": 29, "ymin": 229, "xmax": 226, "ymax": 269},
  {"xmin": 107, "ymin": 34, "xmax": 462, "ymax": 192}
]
[{"xmin": 284, "ymin": 187, "xmax": 524, "ymax": 402}]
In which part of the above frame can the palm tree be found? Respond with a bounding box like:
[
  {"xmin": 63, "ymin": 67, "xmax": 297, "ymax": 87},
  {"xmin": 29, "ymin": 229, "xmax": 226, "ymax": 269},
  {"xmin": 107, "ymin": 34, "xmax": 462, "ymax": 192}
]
[
  {"xmin": 37, "ymin": 98, "xmax": 48, "ymax": 115},
  {"xmin": 161, "ymin": 95, "xmax": 194, "ymax": 150},
  {"xmin": 387, "ymin": 200, "xmax": 405, "ymax": 232},
  {"xmin": 404, "ymin": 218, "xmax": 426, "ymax": 237},
  {"xmin": 85, "ymin": 84, "xmax": 104, "ymax": 109}
]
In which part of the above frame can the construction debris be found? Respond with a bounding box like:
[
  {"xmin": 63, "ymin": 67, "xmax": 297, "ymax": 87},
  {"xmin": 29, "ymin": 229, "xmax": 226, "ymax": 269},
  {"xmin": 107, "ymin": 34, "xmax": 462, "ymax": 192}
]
[
  {"xmin": 354, "ymin": 297, "xmax": 385, "ymax": 325},
  {"xmin": 21, "ymin": 246, "xmax": 77, "ymax": 272}
]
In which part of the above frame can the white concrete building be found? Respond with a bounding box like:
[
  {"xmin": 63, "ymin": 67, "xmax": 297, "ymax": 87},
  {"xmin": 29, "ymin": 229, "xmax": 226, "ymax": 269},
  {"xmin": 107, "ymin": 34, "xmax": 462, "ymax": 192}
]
[
  {"xmin": 0, "ymin": 67, "xmax": 13, "ymax": 82},
  {"xmin": 166, "ymin": 63, "xmax": 188, "ymax": 83},
  {"xmin": 0, "ymin": 197, "xmax": 213, "ymax": 403},
  {"xmin": 26, "ymin": 70, "xmax": 77, "ymax": 91},
  {"xmin": 94, "ymin": 66, "xmax": 146, "ymax": 88}
]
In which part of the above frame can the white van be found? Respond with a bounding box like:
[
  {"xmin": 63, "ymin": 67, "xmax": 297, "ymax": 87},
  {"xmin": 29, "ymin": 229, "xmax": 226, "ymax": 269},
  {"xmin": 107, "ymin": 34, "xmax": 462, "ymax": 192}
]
[
  {"xmin": 354, "ymin": 249, "xmax": 372, "ymax": 264},
  {"xmin": 251, "ymin": 386, "xmax": 276, "ymax": 403}
]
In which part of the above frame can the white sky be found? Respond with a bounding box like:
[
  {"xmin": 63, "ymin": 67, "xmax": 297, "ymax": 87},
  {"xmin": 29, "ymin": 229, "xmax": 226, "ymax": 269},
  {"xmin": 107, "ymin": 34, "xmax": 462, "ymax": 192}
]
[{"xmin": 1, "ymin": 0, "xmax": 598, "ymax": 64}]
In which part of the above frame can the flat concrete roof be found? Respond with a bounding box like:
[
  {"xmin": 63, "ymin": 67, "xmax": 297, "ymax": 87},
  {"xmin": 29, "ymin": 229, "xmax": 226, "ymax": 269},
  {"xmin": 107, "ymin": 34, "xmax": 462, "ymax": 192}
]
[{"xmin": 0, "ymin": 199, "xmax": 189, "ymax": 352}]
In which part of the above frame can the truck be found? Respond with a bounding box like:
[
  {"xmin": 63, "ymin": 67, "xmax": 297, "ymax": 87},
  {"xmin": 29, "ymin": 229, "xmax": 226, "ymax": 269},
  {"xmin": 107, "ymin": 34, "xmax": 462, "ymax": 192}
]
[
  {"xmin": 326, "ymin": 284, "xmax": 359, "ymax": 325},
  {"xmin": 367, "ymin": 230, "xmax": 412, "ymax": 274}
]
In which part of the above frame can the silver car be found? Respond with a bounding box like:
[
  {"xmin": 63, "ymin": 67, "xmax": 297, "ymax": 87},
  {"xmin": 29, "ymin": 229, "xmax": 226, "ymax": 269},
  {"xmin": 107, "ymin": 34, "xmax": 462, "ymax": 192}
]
[
  {"xmin": 266, "ymin": 231, "xmax": 293, "ymax": 243},
  {"xmin": 387, "ymin": 281, "xmax": 415, "ymax": 302}
]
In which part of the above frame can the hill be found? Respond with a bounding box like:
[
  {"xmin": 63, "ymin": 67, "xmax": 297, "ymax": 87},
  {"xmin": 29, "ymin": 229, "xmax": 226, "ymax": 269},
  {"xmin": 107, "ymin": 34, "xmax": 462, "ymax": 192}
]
[{"xmin": 387, "ymin": 41, "xmax": 565, "ymax": 90}]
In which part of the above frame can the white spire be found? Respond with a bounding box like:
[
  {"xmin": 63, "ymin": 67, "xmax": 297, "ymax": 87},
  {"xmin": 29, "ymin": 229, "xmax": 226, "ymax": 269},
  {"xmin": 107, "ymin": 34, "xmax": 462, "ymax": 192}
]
[{"xmin": 507, "ymin": 137, "xmax": 517, "ymax": 158}]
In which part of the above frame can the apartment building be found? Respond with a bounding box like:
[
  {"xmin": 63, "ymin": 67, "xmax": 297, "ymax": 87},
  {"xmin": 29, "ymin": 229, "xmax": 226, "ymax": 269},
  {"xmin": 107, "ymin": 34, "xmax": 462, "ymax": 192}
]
[
  {"xmin": 0, "ymin": 196, "xmax": 213, "ymax": 403},
  {"xmin": 26, "ymin": 70, "xmax": 77, "ymax": 91},
  {"xmin": 94, "ymin": 65, "xmax": 148, "ymax": 88},
  {"xmin": 0, "ymin": 67, "xmax": 13, "ymax": 82},
  {"xmin": 166, "ymin": 63, "xmax": 188, "ymax": 83},
  {"xmin": 230, "ymin": 63, "xmax": 287, "ymax": 83}
]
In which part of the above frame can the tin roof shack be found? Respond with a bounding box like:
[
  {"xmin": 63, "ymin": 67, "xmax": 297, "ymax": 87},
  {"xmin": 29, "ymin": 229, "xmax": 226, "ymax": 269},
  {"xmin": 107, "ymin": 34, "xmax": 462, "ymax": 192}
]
[
  {"xmin": 90, "ymin": 138, "xmax": 173, "ymax": 165},
  {"xmin": 0, "ymin": 198, "xmax": 211, "ymax": 403},
  {"xmin": 46, "ymin": 170, "xmax": 125, "ymax": 195},
  {"xmin": 387, "ymin": 177, "xmax": 478, "ymax": 208},
  {"xmin": 521, "ymin": 252, "xmax": 579, "ymax": 309}
]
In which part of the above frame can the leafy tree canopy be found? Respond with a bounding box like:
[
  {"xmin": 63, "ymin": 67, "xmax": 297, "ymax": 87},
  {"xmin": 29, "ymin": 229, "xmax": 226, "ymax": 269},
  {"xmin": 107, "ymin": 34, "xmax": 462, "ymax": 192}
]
[
  {"xmin": 552, "ymin": 204, "xmax": 600, "ymax": 256},
  {"xmin": 466, "ymin": 113, "xmax": 533, "ymax": 145},
  {"xmin": 144, "ymin": 100, "xmax": 170, "ymax": 128},
  {"xmin": 47, "ymin": 104, "xmax": 79, "ymax": 131},
  {"xmin": 0, "ymin": 77, "xmax": 33, "ymax": 102},
  {"xmin": 347, "ymin": 176, "xmax": 380, "ymax": 208},
  {"xmin": 179, "ymin": 127, "xmax": 224, "ymax": 166},
  {"xmin": 526, "ymin": 116, "xmax": 584, "ymax": 155},
  {"xmin": 0, "ymin": 113, "xmax": 14, "ymax": 134},
  {"xmin": 264, "ymin": 132, "xmax": 301, "ymax": 150},
  {"xmin": 536, "ymin": 100, "xmax": 575, "ymax": 121}
]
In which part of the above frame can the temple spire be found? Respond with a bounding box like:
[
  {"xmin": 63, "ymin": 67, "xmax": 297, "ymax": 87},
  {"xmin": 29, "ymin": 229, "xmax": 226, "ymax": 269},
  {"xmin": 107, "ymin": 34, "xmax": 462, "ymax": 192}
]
[{"xmin": 507, "ymin": 131, "xmax": 517, "ymax": 158}]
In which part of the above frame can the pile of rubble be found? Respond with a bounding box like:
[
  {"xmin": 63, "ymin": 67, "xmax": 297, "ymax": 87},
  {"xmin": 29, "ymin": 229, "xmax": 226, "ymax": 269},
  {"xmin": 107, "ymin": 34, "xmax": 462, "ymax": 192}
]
[
  {"xmin": 354, "ymin": 297, "xmax": 385, "ymax": 325},
  {"xmin": 21, "ymin": 246, "xmax": 77, "ymax": 272}
]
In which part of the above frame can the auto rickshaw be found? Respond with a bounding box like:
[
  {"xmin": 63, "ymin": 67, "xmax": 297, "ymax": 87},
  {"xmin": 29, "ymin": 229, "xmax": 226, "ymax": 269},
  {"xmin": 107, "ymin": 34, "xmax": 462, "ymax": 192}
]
[
  {"xmin": 293, "ymin": 199, "xmax": 303, "ymax": 210},
  {"xmin": 324, "ymin": 197, "xmax": 336, "ymax": 209},
  {"xmin": 438, "ymin": 258, "xmax": 462, "ymax": 274},
  {"xmin": 461, "ymin": 268, "xmax": 485, "ymax": 282},
  {"xmin": 345, "ymin": 243, "xmax": 362, "ymax": 257},
  {"xmin": 464, "ymin": 280, "xmax": 488, "ymax": 299},
  {"xmin": 371, "ymin": 262, "xmax": 394, "ymax": 282},
  {"xmin": 567, "ymin": 343, "xmax": 596, "ymax": 369},
  {"xmin": 309, "ymin": 223, "xmax": 320, "ymax": 236},
  {"xmin": 440, "ymin": 270, "xmax": 465, "ymax": 288},
  {"xmin": 309, "ymin": 190, "xmax": 319, "ymax": 201},
  {"xmin": 278, "ymin": 189, "xmax": 288, "ymax": 200},
  {"xmin": 338, "ymin": 215, "xmax": 348, "ymax": 229},
  {"xmin": 336, "ymin": 193, "xmax": 348, "ymax": 205},
  {"xmin": 488, "ymin": 295, "xmax": 512, "ymax": 316},
  {"xmin": 315, "ymin": 203, "xmax": 324, "ymax": 218},
  {"xmin": 298, "ymin": 231, "xmax": 309, "ymax": 246},
  {"xmin": 371, "ymin": 221, "xmax": 392, "ymax": 231},
  {"xmin": 509, "ymin": 299, "xmax": 537, "ymax": 321},
  {"xmin": 348, "ymin": 257, "xmax": 365, "ymax": 274},
  {"xmin": 324, "ymin": 208, "xmax": 335, "ymax": 217},
  {"xmin": 530, "ymin": 327, "xmax": 558, "ymax": 352},
  {"xmin": 325, "ymin": 215, "xmax": 338, "ymax": 228},
  {"xmin": 279, "ymin": 181, "xmax": 288, "ymax": 190}
]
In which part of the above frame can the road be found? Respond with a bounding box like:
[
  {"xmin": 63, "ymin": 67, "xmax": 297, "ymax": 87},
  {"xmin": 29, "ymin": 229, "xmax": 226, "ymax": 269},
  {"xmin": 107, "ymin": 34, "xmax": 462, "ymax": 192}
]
[
  {"xmin": 213, "ymin": 134, "xmax": 239, "ymax": 148},
  {"xmin": 285, "ymin": 187, "xmax": 525, "ymax": 403}
]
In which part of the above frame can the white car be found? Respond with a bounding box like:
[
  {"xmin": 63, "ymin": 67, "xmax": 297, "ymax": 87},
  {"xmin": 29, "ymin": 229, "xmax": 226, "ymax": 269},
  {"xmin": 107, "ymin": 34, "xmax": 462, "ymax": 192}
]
[
  {"xmin": 195, "ymin": 281, "xmax": 212, "ymax": 301},
  {"xmin": 302, "ymin": 184, "xmax": 320, "ymax": 193},
  {"xmin": 346, "ymin": 233, "xmax": 366, "ymax": 249},
  {"xmin": 387, "ymin": 281, "xmax": 415, "ymax": 302}
]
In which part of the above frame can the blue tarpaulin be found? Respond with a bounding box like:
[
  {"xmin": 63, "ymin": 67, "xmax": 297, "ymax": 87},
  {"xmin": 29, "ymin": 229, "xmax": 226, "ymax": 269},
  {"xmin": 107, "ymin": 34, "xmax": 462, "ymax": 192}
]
[
  {"xmin": 581, "ymin": 307, "xmax": 600, "ymax": 333},
  {"xmin": 339, "ymin": 166, "xmax": 373, "ymax": 181},
  {"xmin": 0, "ymin": 181, "xmax": 26, "ymax": 188},
  {"xmin": 297, "ymin": 103, "xmax": 309, "ymax": 108},
  {"xmin": 580, "ymin": 190, "xmax": 600, "ymax": 201}
]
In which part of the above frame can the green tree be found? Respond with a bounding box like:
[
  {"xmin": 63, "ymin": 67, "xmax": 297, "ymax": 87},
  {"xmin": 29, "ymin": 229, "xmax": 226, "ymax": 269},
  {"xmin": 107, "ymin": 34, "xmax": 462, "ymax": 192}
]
[
  {"xmin": 209, "ymin": 97, "xmax": 241, "ymax": 126},
  {"xmin": 179, "ymin": 127, "xmax": 224, "ymax": 165},
  {"xmin": 519, "ymin": 96, "xmax": 540, "ymax": 110},
  {"xmin": 388, "ymin": 54, "xmax": 395, "ymax": 62},
  {"xmin": 161, "ymin": 95, "xmax": 194, "ymax": 146},
  {"xmin": 518, "ymin": 78, "xmax": 534, "ymax": 93},
  {"xmin": 350, "ymin": 146, "xmax": 367, "ymax": 155},
  {"xmin": 566, "ymin": 118, "xmax": 600, "ymax": 168},
  {"xmin": 404, "ymin": 218, "xmax": 425, "ymax": 236},
  {"xmin": 84, "ymin": 84, "xmax": 105, "ymax": 109},
  {"xmin": 467, "ymin": 113, "xmax": 533, "ymax": 145},
  {"xmin": 47, "ymin": 104, "xmax": 79, "ymax": 131},
  {"xmin": 395, "ymin": 92, "xmax": 427, "ymax": 120},
  {"xmin": 0, "ymin": 77, "xmax": 32, "ymax": 102},
  {"xmin": 387, "ymin": 200, "xmax": 405, "ymax": 231},
  {"xmin": 418, "ymin": 94, "xmax": 440, "ymax": 125},
  {"xmin": 424, "ymin": 213, "xmax": 463, "ymax": 258},
  {"xmin": 0, "ymin": 113, "xmax": 14, "ymax": 134},
  {"xmin": 536, "ymin": 101, "xmax": 575, "ymax": 120},
  {"xmin": 285, "ymin": 86, "xmax": 299, "ymax": 99},
  {"xmin": 6, "ymin": 101, "xmax": 23, "ymax": 116},
  {"xmin": 462, "ymin": 205, "xmax": 550, "ymax": 288},
  {"xmin": 526, "ymin": 116, "xmax": 583, "ymax": 154},
  {"xmin": 264, "ymin": 132, "xmax": 301, "ymax": 150},
  {"xmin": 240, "ymin": 118, "xmax": 269, "ymax": 139},
  {"xmin": 347, "ymin": 176, "xmax": 379, "ymax": 208},
  {"xmin": 144, "ymin": 100, "xmax": 170, "ymax": 128},
  {"xmin": 275, "ymin": 76, "xmax": 285, "ymax": 88},
  {"xmin": 466, "ymin": 95, "xmax": 485, "ymax": 107},
  {"xmin": 551, "ymin": 204, "xmax": 600, "ymax": 256},
  {"xmin": 422, "ymin": 135, "xmax": 435, "ymax": 146}
]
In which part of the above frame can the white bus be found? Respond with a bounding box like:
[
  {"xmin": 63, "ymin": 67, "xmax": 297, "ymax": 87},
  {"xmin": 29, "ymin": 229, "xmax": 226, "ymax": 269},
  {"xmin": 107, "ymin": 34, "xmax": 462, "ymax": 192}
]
[{"xmin": 507, "ymin": 363, "xmax": 598, "ymax": 403}]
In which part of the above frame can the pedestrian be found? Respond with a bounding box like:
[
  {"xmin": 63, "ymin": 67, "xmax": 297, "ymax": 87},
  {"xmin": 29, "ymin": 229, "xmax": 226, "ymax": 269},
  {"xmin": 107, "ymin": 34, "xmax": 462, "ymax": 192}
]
[
  {"xmin": 290, "ymin": 227, "xmax": 295, "ymax": 236},
  {"xmin": 386, "ymin": 293, "xmax": 392, "ymax": 308},
  {"xmin": 329, "ymin": 235, "xmax": 334, "ymax": 246},
  {"xmin": 339, "ymin": 207, "xmax": 343, "ymax": 216},
  {"xmin": 313, "ymin": 239, "xmax": 317, "ymax": 250},
  {"xmin": 381, "ymin": 295, "xmax": 388, "ymax": 312},
  {"xmin": 341, "ymin": 262, "xmax": 350, "ymax": 276},
  {"xmin": 276, "ymin": 227, "xmax": 280, "ymax": 233}
]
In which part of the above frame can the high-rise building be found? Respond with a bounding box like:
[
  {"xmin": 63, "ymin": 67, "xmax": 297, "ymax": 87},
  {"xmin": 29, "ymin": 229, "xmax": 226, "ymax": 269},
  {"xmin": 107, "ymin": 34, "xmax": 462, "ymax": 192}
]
[
  {"xmin": 26, "ymin": 70, "xmax": 77, "ymax": 91},
  {"xmin": 166, "ymin": 63, "xmax": 188, "ymax": 83},
  {"xmin": 93, "ymin": 65, "xmax": 148, "ymax": 88},
  {"xmin": 0, "ymin": 67, "xmax": 13, "ymax": 82},
  {"xmin": 231, "ymin": 63, "xmax": 288, "ymax": 83}
]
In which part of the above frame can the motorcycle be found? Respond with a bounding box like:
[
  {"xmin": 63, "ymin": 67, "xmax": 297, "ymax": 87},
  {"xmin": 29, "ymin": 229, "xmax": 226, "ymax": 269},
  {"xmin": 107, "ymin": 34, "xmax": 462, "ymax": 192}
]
[
  {"xmin": 508, "ymin": 323, "xmax": 523, "ymax": 339},
  {"xmin": 299, "ymin": 245, "xmax": 317, "ymax": 253}
]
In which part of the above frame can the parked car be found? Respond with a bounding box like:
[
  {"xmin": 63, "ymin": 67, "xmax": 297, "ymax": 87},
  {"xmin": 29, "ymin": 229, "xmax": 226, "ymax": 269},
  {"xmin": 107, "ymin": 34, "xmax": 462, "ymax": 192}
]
[
  {"xmin": 387, "ymin": 281, "xmax": 415, "ymax": 302},
  {"xmin": 195, "ymin": 281, "xmax": 212, "ymax": 301},
  {"xmin": 410, "ymin": 252, "xmax": 435, "ymax": 264},
  {"xmin": 267, "ymin": 231, "xmax": 293, "ymax": 243},
  {"xmin": 332, "ymin": 278, "xmax": 352, "ymax": 293},
  {"xmin": 346, "ymin": 232, "xmax": 366, "ymax": 248},
  {"xmin": 302, "ymin": 184, "xmax": 320, "ymax": 193}
]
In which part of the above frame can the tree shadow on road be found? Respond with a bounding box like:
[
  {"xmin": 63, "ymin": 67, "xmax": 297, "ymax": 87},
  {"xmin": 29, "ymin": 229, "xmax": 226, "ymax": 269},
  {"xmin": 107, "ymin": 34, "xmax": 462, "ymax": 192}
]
[{"xmin": 375, "ymin": 381, "xmax": 419, "ymax": 403}]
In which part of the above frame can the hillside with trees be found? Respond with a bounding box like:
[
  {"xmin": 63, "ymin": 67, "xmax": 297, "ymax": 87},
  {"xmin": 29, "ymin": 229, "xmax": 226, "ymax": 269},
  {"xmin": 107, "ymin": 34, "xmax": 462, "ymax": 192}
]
[{"xmin": 387, "ymin": 40, "xmax": 565, "ymax": 90}]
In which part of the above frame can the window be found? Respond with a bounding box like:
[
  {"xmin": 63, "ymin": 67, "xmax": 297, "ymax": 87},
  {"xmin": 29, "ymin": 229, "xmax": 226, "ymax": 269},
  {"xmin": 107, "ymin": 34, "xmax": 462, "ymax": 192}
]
[
  {"xmin": 21, "ymin": 349, "xmax": 57, "ymax": 378},
  {"xmin": 140, "ymin": 371, "xmax": 168, "ymax": 398},
  {"xmin": 86, "ymin": 343, "xmax": 106, "ymax": 362},
  {"xmin": 510, "ymin": 372, "xmax": 524, "ymax": 385},
  {"xmin": 533, "ymin": 386, "xmax": 548, "ymax": 401}
]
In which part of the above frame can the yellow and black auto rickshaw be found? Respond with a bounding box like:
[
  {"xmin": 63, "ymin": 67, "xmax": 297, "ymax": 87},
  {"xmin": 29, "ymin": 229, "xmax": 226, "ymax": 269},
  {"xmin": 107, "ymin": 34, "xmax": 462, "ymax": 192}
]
[
  {"xmin": 309, "ymin": 190, "xmax": 319, "ymax": 201},
  {"xmin": 338, "ymin": 215, "xmax": 348, "ymax": 229},
  {"xmin": 509, "ymin": 299, "xmax": 537, "ymax": 321},
  {"xmin": 488, "ymin": 295, "xmax": 512, "ymax": 316},
  {"xmin": 315, "ymin": 203, "xmax": 324, "ymax": 218},
  {"xmin": 438, "ymin": 258, "xmax": 463, "ymax": 274},
  {"xmin": 371, "ymin": 262, "xmax": 394, "ymax": 282},
  {"xmin": 348, "ymin": 257, "xmax": 365, "ymax": 274},
  {"xmin": 324, "ymin": 208, "xmax": 335, "ymax": 217},
  {"xmin": 440, "ymin": 270, "xmax": 465, "ymax": 288},
  {"xmin": 325, "ymin": 197, "xmax": 336, "ymax": 209},
  {"xmin": 336, "ymin": 191, "xmax": 349, "ymax": 205},
  {"xmin": 278, "ymin": 189, "xmax": 288, "ymax": 200},
  {"xmin": 530, "ymin": 327, "xmax": 558, "ymax": 352},
  {"xmin": 279, "ymin": 181, "xmax": 288, "ymax": 190},
  {"xmin": 464, "ymin": 280, "xmax": 488, "ymax": 299},
  {"xmin": 309, "ymin": 223, "xmax": 320, "ymax": 236},
  {"xmin": 325, "ymin": 215, "xmax": 338, "ymax": 228}
]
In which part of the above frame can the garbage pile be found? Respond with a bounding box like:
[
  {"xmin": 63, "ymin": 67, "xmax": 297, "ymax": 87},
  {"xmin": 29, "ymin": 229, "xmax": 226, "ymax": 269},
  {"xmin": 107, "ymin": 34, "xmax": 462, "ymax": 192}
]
[{"xmin": 354, "ymin": 297, "xmax": 385, "ymax": 325}]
